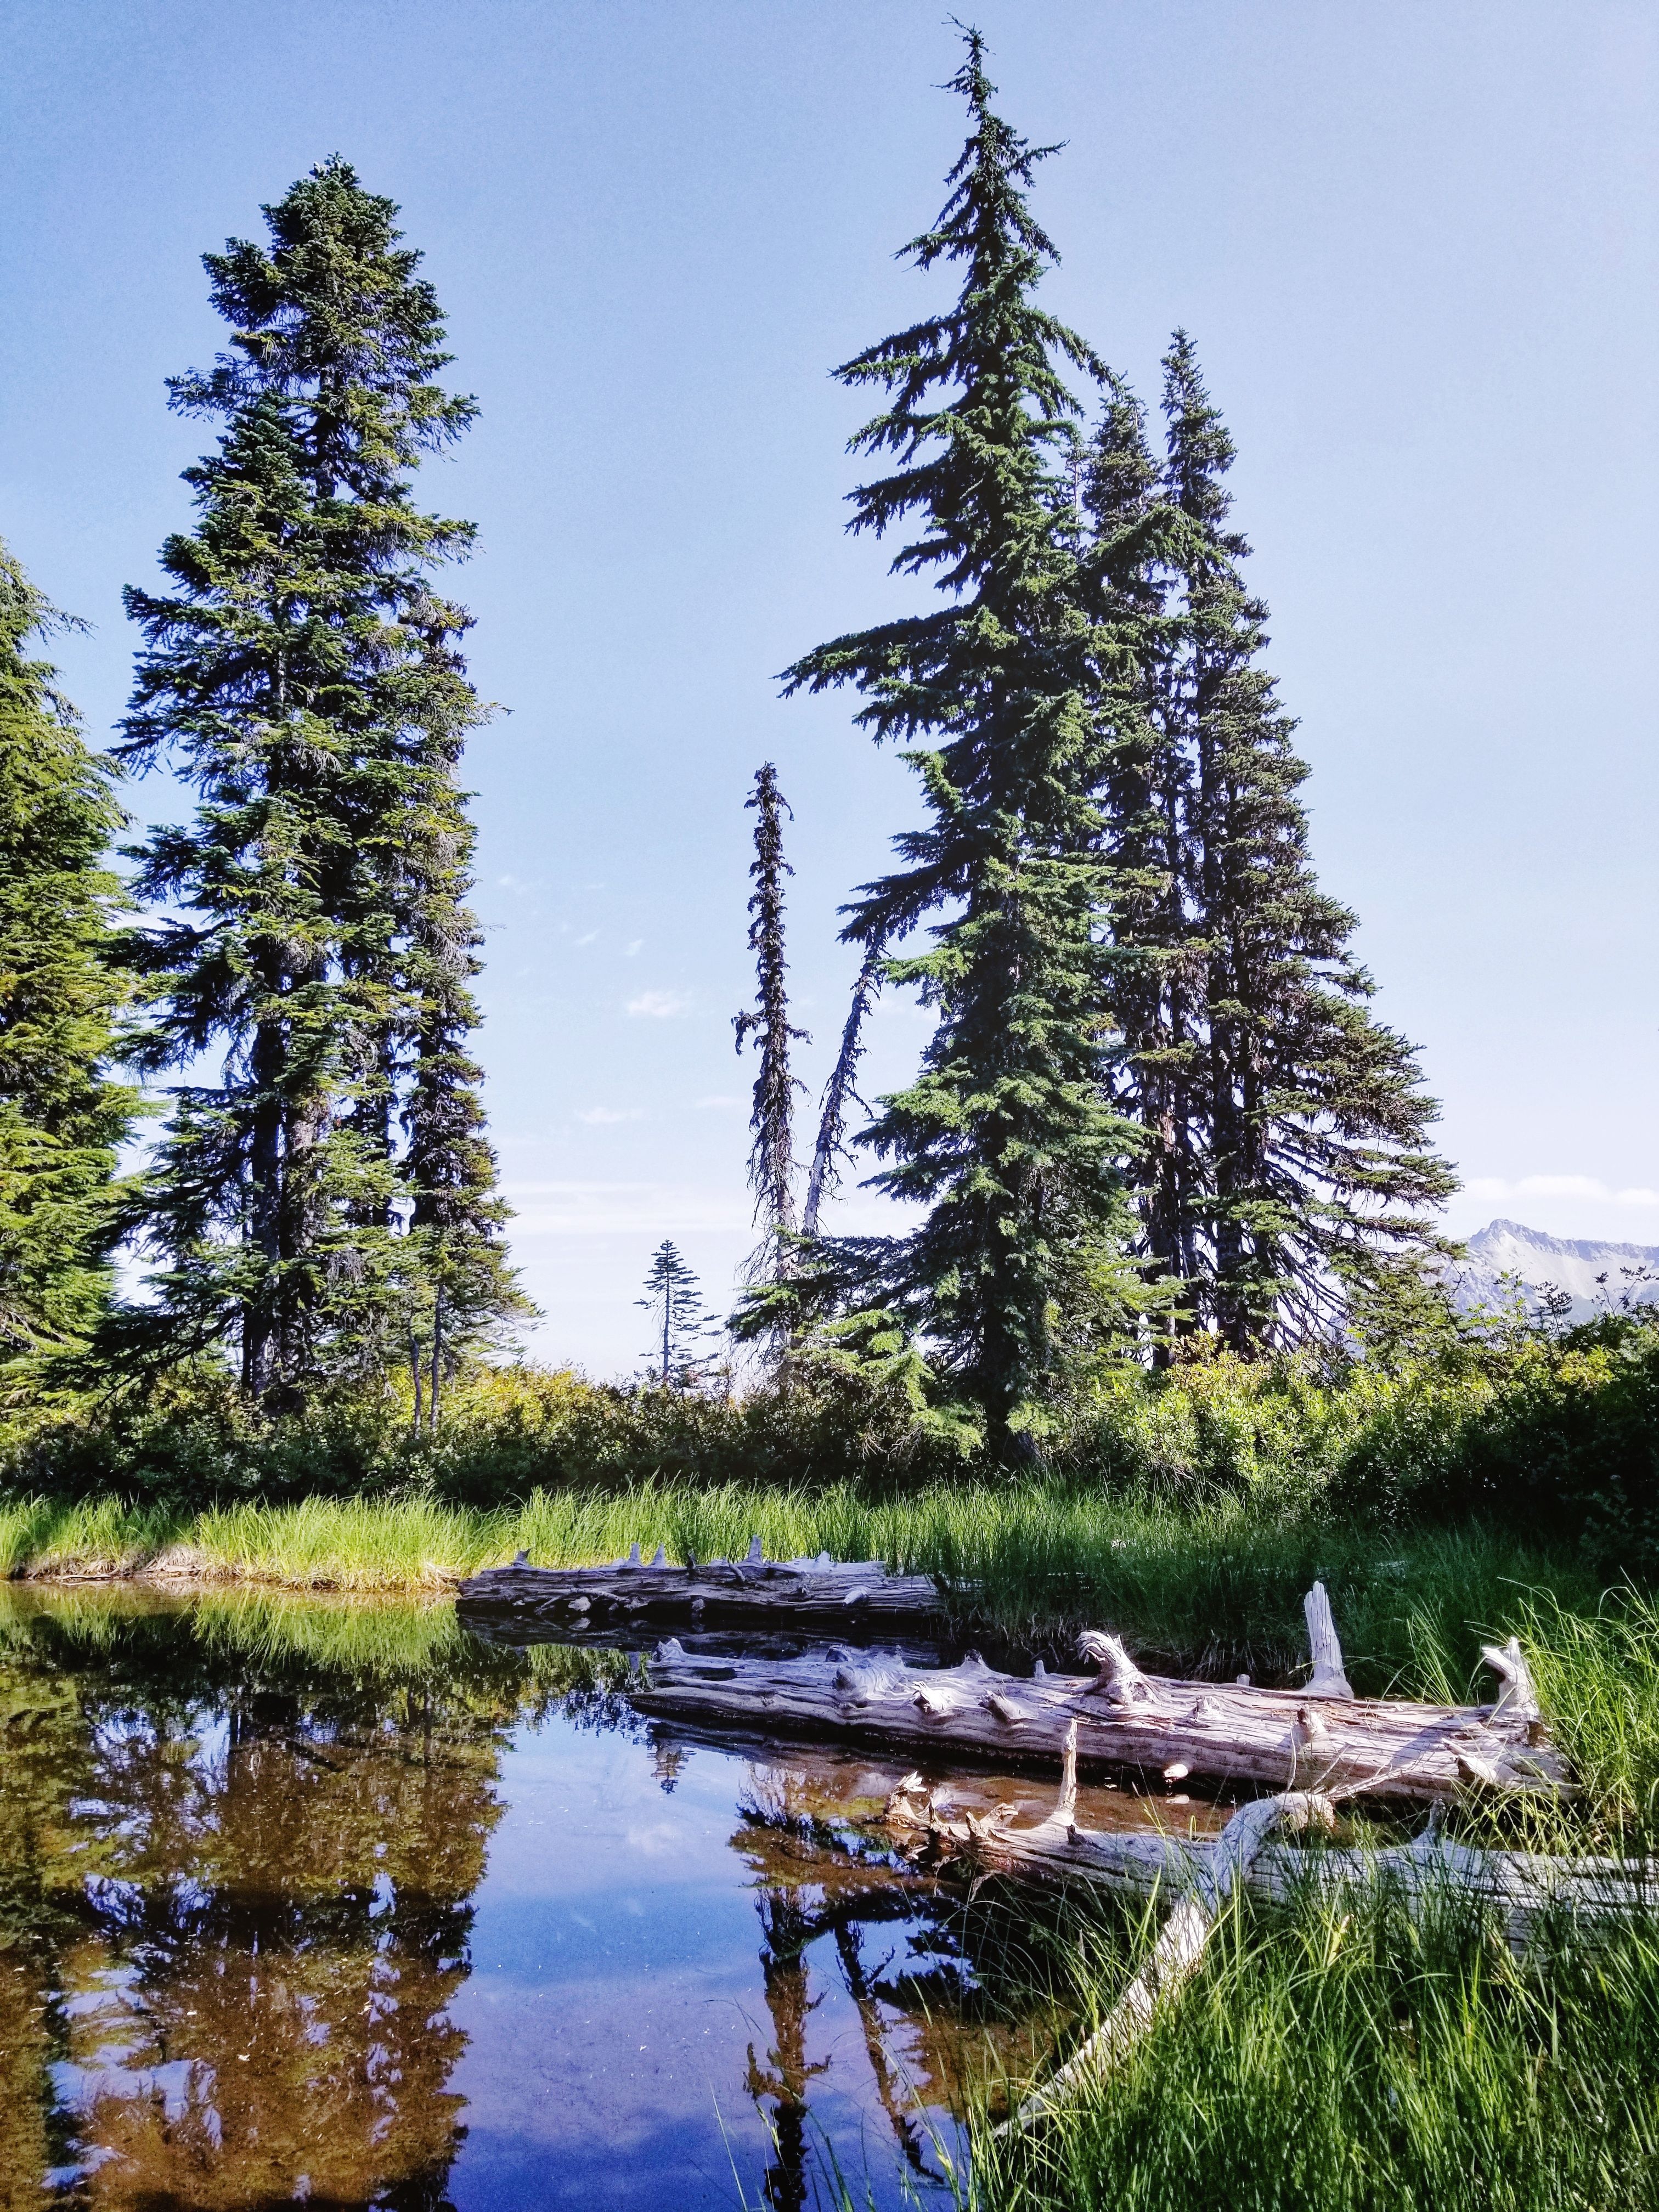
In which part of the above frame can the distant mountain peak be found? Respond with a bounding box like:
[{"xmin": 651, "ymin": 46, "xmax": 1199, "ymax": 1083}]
[{"xmin": 1450, "ymin": 1218, "xmax": 1659, "ymax": 1320}]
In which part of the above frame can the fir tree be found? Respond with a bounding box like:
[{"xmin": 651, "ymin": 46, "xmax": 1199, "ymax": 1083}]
[
  {"xmin": 0, "ymin": 541, "xmax": 133, "ymax": 1364},
  {"xmin": 732, "ymin": 763, "xmax": 808, "ymax": 1283},
  {"xmin": 1080, "ymin": 372, "xmax": 1205, "ymax": 1353},
  {"xmin": 783, "ymin": 32, "xmax": 1143, "ymax": 1454},
  {"xmin": 397, "ymin": 753, "xmax": 522, "ymax": 1429},
  {"xmin": 636, "ymin": 1240, "xmax": 717, "ymax": 1390},
  {"xmin": 1102, "ymin": 335, "xmax": 1455, "ymax": 1348},
  {"xmin": 115, "ymin": 160, "xmax": 517, "ymax": 1401}
]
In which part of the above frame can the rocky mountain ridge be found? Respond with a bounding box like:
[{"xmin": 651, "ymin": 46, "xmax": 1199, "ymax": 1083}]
[{"xmin": 1446, "ymin": 1218, "xmax": 1659, "ymax": 1323}]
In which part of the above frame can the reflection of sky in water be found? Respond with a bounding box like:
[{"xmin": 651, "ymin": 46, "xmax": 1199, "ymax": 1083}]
[{"xmin": 453, "ymin": 1717, "xmax": 969, "ymax": 2208}]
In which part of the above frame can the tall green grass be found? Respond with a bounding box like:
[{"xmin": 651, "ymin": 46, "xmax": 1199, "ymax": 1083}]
[
  {"xmin": 1520, "ymin": 1589, "xmax": 1659, "ymax": 1842},
  {"xmin": 0, "ymin": 1479, "xmax": 1610, "ymax": 1695},
  {"xmin": 974, "ymin": 1876, "xmax": 1659, "ymax": 2212}
]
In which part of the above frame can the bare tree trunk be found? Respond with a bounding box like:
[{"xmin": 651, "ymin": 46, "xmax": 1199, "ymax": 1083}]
[
  {"xmin": 803, "ymin": 944, "xmax": 882, "ymax": 1236},
  {"xmin": 410, "ymin": 1332, "xmax": 424, "ymax": 1437},
  {"xmin": 242, "ymin": 1012, "xmax": 285, "ymax": 1398},
  {"xmin": 428, "ymin": 1284, "xmax": 444, "ymax": 1434}
]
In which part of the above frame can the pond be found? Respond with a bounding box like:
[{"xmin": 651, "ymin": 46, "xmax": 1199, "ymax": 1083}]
[{"xmin": 0, "ymin": 1584, "xmax": 1190, "ymax": 2210}]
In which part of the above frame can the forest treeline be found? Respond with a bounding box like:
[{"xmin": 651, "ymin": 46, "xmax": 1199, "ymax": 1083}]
[{"xmin": 0, "ymin": 31, "xmax": 1568, "ymax": 1479}]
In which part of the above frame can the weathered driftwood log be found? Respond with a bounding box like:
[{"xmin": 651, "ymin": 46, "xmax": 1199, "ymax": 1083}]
[
  {"xmin": 997, "ymin": 1777, "xmax": 1333, "ymax": 2132},
  {"xmin": 633, "ymin": 1599, "xmax": 1570, "ymax": 1805},
  {"xmin": 457, "ymin": 1534, "xmax": 944, "ymax": 1632},
  {"xmin": 884, "ymin": 1725, "xmax": 1645, "ymax": 1954}
]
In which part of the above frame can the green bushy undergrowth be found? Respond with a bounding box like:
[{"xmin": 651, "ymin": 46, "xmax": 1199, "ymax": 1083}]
[
  {"xmin": 4, "ymin": 1309, "xmax": 1659, "ymax": 1582},
  {"xmin": 14, "ymin": 1311, "xmax": 1659, "ymax": 1557},
  {"xmin": 1068, "ymin": 1314, "xmax": 1659, "ymax": 1568}
]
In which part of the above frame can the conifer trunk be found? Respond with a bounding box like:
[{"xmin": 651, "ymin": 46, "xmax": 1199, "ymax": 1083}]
[
  {"xmin": 428, "ymin": 1283, "xmax": 443, "ymax": 1433},
  {"xmin": 242, "ymin": 1009, "xmax": 286, "ymax": 1398}
]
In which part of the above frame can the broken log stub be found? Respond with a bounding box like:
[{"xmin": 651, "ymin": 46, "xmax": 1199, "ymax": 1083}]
[
  {"xmin": 1304, "ymin": 1581, "xmax": 1355, "ymax": 1700},
  {"xmin": 456, "ymin": 1542, "xmax": 945, "ymax": 1631},
  {"xmin": 634, "ymin": 1616, "xmax": 1572, "ymax": 1806}
]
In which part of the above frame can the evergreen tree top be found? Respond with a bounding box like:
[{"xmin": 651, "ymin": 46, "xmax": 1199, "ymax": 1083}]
[
  {"xmin": 0, "ymin": 545, "xmax": 81, "ymax": 724},
  {"xmin": 787, "ymin": 24, "xmax": 1104, "ymax": 753},
  {"xmin": 168, "ymin": 157, "xmax": 476, "ymax": 485},
  {"xmin": 0, "ymin": 543, "xmax": 123, "ymax": 872},
  {"xmin": 1160, "ymin": 330, "xmax": 1240, "ymax": 540}
]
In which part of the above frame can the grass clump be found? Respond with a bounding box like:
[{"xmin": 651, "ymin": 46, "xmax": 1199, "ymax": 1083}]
[
  {"xmin": 0, "ymin": 1477, "xmax": 1611, "ymax": 1699},
  {"xmin": 1518, "ymin": 1588, "xmax": 1659, "ymax": 1843},
  {"xmin": 979, "ymin": 1877, "xmax": 1659, "ymax": 2212},
  {"xmin": 970, "ymin": 1592, "xmax": 1659, "ymax": 2211}
]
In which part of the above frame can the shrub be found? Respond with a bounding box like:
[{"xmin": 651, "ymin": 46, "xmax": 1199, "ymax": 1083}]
[{"xmin": 5, "ymin": 1313, "xmax": 1659, "ymax": 1575}]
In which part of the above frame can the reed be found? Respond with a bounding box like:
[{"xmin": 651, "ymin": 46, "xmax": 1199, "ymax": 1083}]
[
  {"xmin": 972, "ymin": 1870, "xmax": 1659, "ymax": 2212},
  {"xmin": 0, "ymin": 1481, "xmax": 1612, "ymax": 1695}
]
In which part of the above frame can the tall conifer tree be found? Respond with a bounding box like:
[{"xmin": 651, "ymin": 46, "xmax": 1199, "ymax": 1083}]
[
  {"xmin": 636, "ymin": 1240, "xmax": 717, "ymax": 1390},
  {"xmin": 733, "ymin": 763, "xmax": 808, "ymax": 1285},
  {"xmin": 1093, "ymin": 336, "xmax": 1455, "ymax": 1348},
  {"xmin": 784, "ymin": 33, "xmax": 1142, "ymax": 1453},
  {"xmin": 117, "ymin": 160, "xmax": 517, "ymax": 1400},
  {"xmin": 1080, "ymin": 376, "xmax": 1199, "ymax": 1354},
  {"xmin": 0, "ymin": 542, "xmax": 133, "ymax": 1363}
]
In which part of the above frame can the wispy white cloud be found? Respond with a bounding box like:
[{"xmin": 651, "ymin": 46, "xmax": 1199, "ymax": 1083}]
[
  {"xmin": 574, "ymin": 928, "xmax": 600, "ymax": 947},
  {"xmin": 626, "ymin": 990, "xmax": 689, "ymax": 1018},
  {"xmin": 574, "ymin": 1106, "xmax": 646, "ymax": 1126},
  {"xmin": 1517, "ymin": 1173, "xmax": 1611, "ymax": 1200},
  {"xmin": 623, "ymin": 938, "xmax": 644, "ymax": 958},
  {"xmin": 693, "ymin": 1093, "xmax": 743, "ymax": 1110}
]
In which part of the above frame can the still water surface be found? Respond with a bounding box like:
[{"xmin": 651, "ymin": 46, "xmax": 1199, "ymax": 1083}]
[{"xmin": 0, "ymin": 1584, "xmax": 1176, "ymax": 2210}]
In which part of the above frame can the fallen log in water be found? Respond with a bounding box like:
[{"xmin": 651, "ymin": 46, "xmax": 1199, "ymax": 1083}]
[
  {"xmin": 457, "ymin": 1534, "xmax": 945, "ymax": 1632},
  {"xmin": 633, "ymin": 1587, "xmax": 1570, "ymax": 1806},
  {"xmin": 884, "ymin": 1726, "xmax": 1644, "ymax": 1955}
]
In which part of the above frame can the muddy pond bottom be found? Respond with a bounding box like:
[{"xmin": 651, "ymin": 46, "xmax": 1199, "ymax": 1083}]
[{"xmin": 0, "ymin": 1584, "xmax": 1204, "ymax": 2210}]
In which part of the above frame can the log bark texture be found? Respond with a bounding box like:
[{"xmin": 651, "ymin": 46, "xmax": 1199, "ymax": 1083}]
[
  {"xmin": 457, "ymin": 1536, "xmax": 944, "ymax": 1632},
  {"xmin": 885, "ymin": 1751, "xmax": 1648, "ymax": 1953},
  {"xmin": 633, "ymin": 1633, "xmax": 1570, "ymax": 1805}
]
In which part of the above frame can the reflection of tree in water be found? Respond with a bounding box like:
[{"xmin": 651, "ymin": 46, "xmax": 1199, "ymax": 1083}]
[
  {"xmin": 733, "ymin": 1765, "xmax": 1058, "ymax": 2212},
  {"xmin": 0, "ymin": 1596, "xmax": 623, "ymax": 2211},
  {"xmin": 652, "ymin": 1739, "xmax": 689, "ymax": 1793}
]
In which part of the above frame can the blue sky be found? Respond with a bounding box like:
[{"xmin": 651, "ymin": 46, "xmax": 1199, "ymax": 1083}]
[{"xmin": 4, "ymin": 2, "xmax": 1656, "ymax": 1375}]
